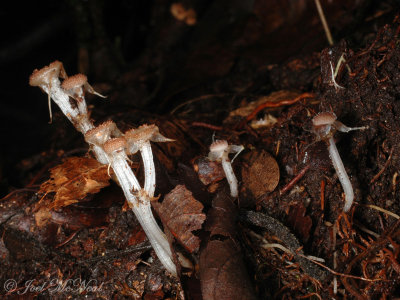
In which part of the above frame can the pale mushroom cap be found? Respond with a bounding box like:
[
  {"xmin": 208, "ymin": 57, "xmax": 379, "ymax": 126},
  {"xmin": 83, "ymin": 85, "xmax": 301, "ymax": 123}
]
[
  {"xmin": 312, "ymin": 112, "xmax": 337, "ymax": 127},
  {"xmin": 209, "ymin": 140, "xmax": 229, "ymax": 153},
  {"xmin": 29, "ymin": 60, "xmax": 65, "ymax": 87},
  {"xmin": 85, "ymin": 120, "xmax": 117, "ymax": 145},
  {"xmin": 103, "ymin": 137, "xmax": 127, "ymax": 154},
  {"xmin": 61, "ymin": 74, "xmax": 88, "ymax": 90},
  {"xmin": 125, "ymin": 124, "xmax": 158, "ymax": 143},
  {"xmin": 208, "ymin": 140, "xmax": 229, "ymax": 161},
  {"xmin": 125, "ymin": 124, "xmax": 173, "ymax": 144}
]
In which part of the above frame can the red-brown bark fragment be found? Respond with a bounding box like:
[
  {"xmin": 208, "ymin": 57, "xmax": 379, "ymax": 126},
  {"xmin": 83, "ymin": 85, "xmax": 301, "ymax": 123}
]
[
  {"xmin": 39, "ymin": 157, "xmax": 110, "ymax": 209},
  {"xmin": 287, "ymin": 203, "xmax": 312, "ymax": 242},
  {"xmin": 193, "ymin": 157, "xmax": 225, "ymax": 186}
]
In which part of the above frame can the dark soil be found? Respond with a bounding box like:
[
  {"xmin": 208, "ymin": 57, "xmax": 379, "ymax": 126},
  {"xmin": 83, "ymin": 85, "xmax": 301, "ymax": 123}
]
[{"xmin": 1, "ymin": 1, "xmax": 400, "ymax": 299}]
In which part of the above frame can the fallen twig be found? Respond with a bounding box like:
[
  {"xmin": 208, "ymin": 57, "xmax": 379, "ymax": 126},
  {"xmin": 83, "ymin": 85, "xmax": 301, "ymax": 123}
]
[{"xmin": 238, "ymin": 93, "xmax": 315, "ymax": 128}]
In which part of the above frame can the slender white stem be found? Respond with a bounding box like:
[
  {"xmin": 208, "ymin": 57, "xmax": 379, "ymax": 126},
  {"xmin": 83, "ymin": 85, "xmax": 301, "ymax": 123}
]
[
  {"xmin": 76, "ymin": 115, "xmax": 94, "ymax": 134},
  {"xmin": 110, "ymin": 152, "xmax": 141, "ymax": 192},
  {"xmin": 43, "ymin": 77, "xmax": 94, "ymax": 134},
  {"xmin": 328, "ymin": 137, "xmax": 354, "ymax": 212},
  {"xmin": 132, "ymin": 204, "xmax": 176, "ymax": 275},
  {"xmin": 91, "ymin": 145, "xmax": 109, "ymax": 165},
  {"xmin": 108, "ymin": 151, "xmax": 176, "ymax": 276},
  {"xmin": 221, "ymin": 156, "xmax": 238, "ymax": 197},
  {"xmin": 46, "ymin": 77, "xmax": 79, "ymax": 122},
  {"xmin": 76, "ymin": 99, "xmax": 88, "ymax": 116},
  {"xmin": 141, "ymin": 142, "xmax": 156, "ymax": 198},
  {"xmin": 44, "ymin": 77, "xmax": 113, "ymax": 164}
]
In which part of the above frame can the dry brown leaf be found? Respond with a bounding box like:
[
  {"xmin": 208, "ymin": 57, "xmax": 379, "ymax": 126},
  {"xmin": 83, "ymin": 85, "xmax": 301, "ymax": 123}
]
[
  {"xmin": 39, "ymin": 157, "xmax": 110, "ymax": 209},
  {"xmin": 199, "ymin": 191, "xmax": 257, "ymax": 300},
  {"xmin": 242, "ymin": 150, "xmax": 280, "ymax": 199},
  {"xmin": 200, "ymin": 239, "xmax": 257, "ymax": 300},
  {"xmin": 153, "ymin": 185, "xmax": 205, "ymax": 253}
]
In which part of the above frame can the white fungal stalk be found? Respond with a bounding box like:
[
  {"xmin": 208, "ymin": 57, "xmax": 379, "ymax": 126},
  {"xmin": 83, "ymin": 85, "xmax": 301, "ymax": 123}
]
[
  {"xmin": 125, "ymin": 125, "xmax": 174, "ymax": 199},
  {"xmin": 221, "ymin": 155, "xmax": 239, "ymax": 197},
  {"xmin": 30, "ymin": 61, "xmax": 110, "ymax": 163},
  {"xmin": 30, "ymin": 62, "xmax": 177, "ymax": 276},
  {"xmin": 29, "ymin": 61, "xmax": 84, "ymax": 128},
  {"xmin": 312, "ymin": 112, "xmax": 367, "ymax": 212},
  {"xmin": 88, "ymin": 123, "xmax": 178, "ymax": 275},
  {"xmin": 61, "ymin": 73, "xmax": 106, "ymax": 117},
  {"xmin": 208, "ymin": 140, "xmax": 244, "ymax": 197},
  {"xmin": 141, "ymin": 143, "xmax": 156, "ymax": 197},
  {"xmin": 85, "ymin": 120, "xmax": 122, "ymax": 165},
  {"xmin": 327, "ymin": 137, "xmax": 354, "ymax": 212},
  {"xmin": 103, "ymin": 138, "xmax": 177, "ymax": 276}
]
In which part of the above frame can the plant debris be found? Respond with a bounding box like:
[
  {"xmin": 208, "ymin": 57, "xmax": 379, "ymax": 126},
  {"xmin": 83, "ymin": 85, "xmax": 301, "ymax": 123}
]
[
  {"xmin": 39, "ymin": 157, "xmax": 110, "ymax": 209},
  {"xmin": 200, "ymin": 191, "xmax": 257, "ymax": 300},
  {"xmin": 241, "ymin": 150, "xmax": 280, "ymax": 200},
  {"xmin": 2, "ymin": 1, "xmax": 400, "ymax": 298},
  {"xmin": 154, "ymin": 185, "xmax": 205, "ymax": 253}
]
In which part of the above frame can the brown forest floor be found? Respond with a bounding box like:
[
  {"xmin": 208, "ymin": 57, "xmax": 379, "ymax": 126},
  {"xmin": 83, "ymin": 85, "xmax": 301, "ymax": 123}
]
[{"xmin": 1, "ymin": 1, "xmax": 400, "ymax": 299}]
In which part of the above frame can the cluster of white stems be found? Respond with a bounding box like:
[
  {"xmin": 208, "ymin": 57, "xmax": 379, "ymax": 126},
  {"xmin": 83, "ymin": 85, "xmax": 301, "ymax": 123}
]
[
  {"xmin": 30, "ymin": 61, "xmax": 366, "ymax": 277},
  {"xmin": 30, "ymin": 61, "xmax": 177, "ymax": 276}
]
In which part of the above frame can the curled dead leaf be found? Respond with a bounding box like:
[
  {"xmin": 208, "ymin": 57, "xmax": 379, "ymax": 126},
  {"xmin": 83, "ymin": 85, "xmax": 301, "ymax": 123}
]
[
  {"xmin": 199, "ymin": 191, "xmax": 257, "ymax": 300},
  {"xmin": 153, "ymin": 185, "xmax": 205, "ymax": 253}
]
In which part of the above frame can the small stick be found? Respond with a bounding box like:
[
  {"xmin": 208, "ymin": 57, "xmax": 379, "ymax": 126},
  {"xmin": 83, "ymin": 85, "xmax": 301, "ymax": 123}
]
[
  {"xmin": 314, "ymin": 0, "xmax": 334, "ymax": 46},
  {"xmin": 280, "ymin": 164, "xmax": 310, "ymax": 195},
  {"xmin": 320, "ymin": 179, "xmax": 325, "ymax": 211},
  {"xmin": 191, "ymin": 122, "xmax": 223, "ymax": 131},
  {"xmin": 55, "ymin": 230, "xmax": 80, "ymax": 248},
  {"xmin": 370, "ymin": 148, "xmax": 393, "ymax": 184},
  {"xmin": 298, "ymin": 293, "xmax": 322, "ymax": 300},
  {"xmin": 170, "ymin": 93, "xmax": 231, "ymax": 115},
  {"xmin": 362, "ymin": 204, "xmax": 400, "ymax": 220},
  {"xmin": 239, "ymin": 93, "xmax": 315, "ymax": 128},
  {"xmin": 296, "ymin": 252, "xmax": 384, "ymax": 282}
]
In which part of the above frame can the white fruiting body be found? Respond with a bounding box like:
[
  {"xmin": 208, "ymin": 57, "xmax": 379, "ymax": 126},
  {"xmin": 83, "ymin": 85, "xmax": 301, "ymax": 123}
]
[
  {"xmin": 31, "ymin": 62, "xmax": 177, "ymax": 276},
  {"xmin": 30, "ymin": 61, "xmax": 106, "ymax": 134},
  {"xmin": 61, "ymin": 74, "xmax": 89, "ymax": 116},
  {"xmin": 327, "ymin": 137, "xmax": 354, "ymax": 212},
  {"xmin": 125, "ymin": 125, "xmax": 174, "ymax": 198},
  {"xmin": 312, "ymin": 112, "xmax": 367, "ymax": 212},
  {"xmin": 103, "ymin": 138, "xmax": 177, "ymax": 276},
  {"xmin": 85, "ymin": 120, "xmax": 122, "ymax": 164},
  {"xmin": 29, "ymin": 61, "xmax": 82, "ymax": 127},
  {"xmin": 208, "ymin": 140, "xmax": 244, "ymax": 197}
]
